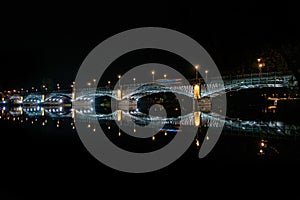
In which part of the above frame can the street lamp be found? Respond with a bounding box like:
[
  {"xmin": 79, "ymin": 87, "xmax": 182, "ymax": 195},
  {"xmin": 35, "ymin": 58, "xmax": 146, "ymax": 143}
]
[
  {"xmin": 194, "ymin": 65, "xmax": 199, "ymax": 81},
  {"xmin": 133, "ymin": 78, "xmax": 136, "ymax": 87},
  {"xmin": 93, "ymin": 79, "xmax": 96, "ymax": 87},
  {"xmin": 205, "ymin": 70, "xmax": 208, "ymax": 82},
  {"xmin": 257, "ymin": 58, "xmax": 265, "ymax": 77},
  {"xmin": 118, "ymin": 75, "xmax": 121, "ymax": 88},
  {"xmin": 57, "ymin": 83, "xmax": 60, "ymax": 90},
  {"xmin": 87, "ymin": 82, "xmax": 91, "ymax": 90},
  {"xmin": 164, "ymin": 74, "xmax": 167, "ymax": 79},
  {"xmin": 258, "ymin": 64, "xmax": 263, "ymax": 77},
  {"xmin": 151, "ymin": 70, "xmax": 155, "ymax": 82},
  {"xmin": 107, "ymin": 81, "xmax": 111, "ymax": 88}
]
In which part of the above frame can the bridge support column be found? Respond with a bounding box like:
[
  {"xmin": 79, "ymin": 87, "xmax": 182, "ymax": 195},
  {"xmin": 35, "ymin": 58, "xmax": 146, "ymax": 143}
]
[{"xmin": 117, "ymin": 89, "xmax": 122, "ymax": 100}]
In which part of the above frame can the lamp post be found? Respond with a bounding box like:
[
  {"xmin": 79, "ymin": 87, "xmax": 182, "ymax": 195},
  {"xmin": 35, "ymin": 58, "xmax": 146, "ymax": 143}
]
[
  {"xmin": 87, "ymin": 82, "xmax": 91, "ymax": 90},
  {"xmin": 93, "ymin": 79, "xmax": 96, "ymax": 87},
  {"xmin": 133, "ymin": 78, "xmax": 136, "ymax": 87},
  {"xmin": 164, "ymin": 74, "xmax": 167, "ymax": 79},
  {"xmin": 257, "ymin": 58, "xmax": 265, "ymax": 78},
  {"xmin": 108, "ymin": 81, "xmax": 111, "ymax": 88},
  {"xmin": 118, "ymin": 75, "xmax": 121, "ymax": 88},
  {"xmin": 205, "ymin": 70, "xmax": 208, "ymax": 83},
  {"xmin": 151, "ymin": 70, "xmax": 155, "ymax": 82},
  {"xmin": 195, "ymin": 65, "xmax": 199, "ymax": 81}
]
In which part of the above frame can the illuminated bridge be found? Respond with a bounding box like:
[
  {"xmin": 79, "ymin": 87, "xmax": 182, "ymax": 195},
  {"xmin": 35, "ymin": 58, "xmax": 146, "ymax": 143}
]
[
  {"xmin": 74, "ymin": 71, "xmax": 297, "ymax": 101},
  {"xmin": 202, "ymin": 72, "xmax": 298, "ymax": 97},
  {"xmin": 2, "ymin": 71, "xmax": 298, "ymax": 106}
]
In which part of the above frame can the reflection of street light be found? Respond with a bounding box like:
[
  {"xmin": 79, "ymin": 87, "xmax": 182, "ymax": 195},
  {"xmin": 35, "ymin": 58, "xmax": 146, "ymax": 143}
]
[
  {"xmin": 133, "ymin": 78, "xmax": 136, "ymax": 87},
  {"xmin": 151, "ymin": 70, "xmax": 155, "ymax": 82},
  {"xmin": 205, "ymin": 70, "xmax": 208, "ymax": 82}
]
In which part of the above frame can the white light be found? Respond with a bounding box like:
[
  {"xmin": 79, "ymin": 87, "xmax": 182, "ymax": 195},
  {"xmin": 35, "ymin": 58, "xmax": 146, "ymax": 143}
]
[
  {"xmin": 59, "ymin": 107, "xmax": 63, "ymax": 111},
  {"xmin": 59, "ymin": 99, "xmax": 63, "ymax": 103},
  {"xmin": 136, "ymin": 108, "xmax": 139, "ymax": 112}
]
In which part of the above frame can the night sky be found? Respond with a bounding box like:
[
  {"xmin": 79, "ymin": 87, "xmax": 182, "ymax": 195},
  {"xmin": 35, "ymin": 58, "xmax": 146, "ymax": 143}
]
[{"xmin": 1, "ymin": 1, "xmax": 299, "ymax": 90}]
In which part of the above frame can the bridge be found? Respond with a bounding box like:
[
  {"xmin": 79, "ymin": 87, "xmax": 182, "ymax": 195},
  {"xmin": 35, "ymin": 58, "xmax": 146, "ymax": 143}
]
[
  {"xmin": 74, "ymin": 71, "xmax": 297, "ymax": 101},
  {"xmin": 202, "ymin": 72, "xmax": 298, "ymax": 97},
  {"xmin": 1, "ymin": 71, "xmax": 298, "ymax": 107}
]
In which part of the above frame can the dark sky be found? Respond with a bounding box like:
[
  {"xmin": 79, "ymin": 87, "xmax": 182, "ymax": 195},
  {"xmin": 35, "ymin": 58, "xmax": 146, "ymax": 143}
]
[{"xmin": 1, "ymin": 1, "xmax": 299, "ymax": 90}]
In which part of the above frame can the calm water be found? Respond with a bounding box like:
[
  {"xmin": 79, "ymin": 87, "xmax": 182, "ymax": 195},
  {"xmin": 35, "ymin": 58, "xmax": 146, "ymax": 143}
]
[{"xmin": 1, "ymin": 98, "xmax": 300, "ymax": 198}]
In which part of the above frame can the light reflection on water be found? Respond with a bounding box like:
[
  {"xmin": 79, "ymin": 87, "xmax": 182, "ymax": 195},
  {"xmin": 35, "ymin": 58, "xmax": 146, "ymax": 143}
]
[{"xmin": 1, "ymin": 104, "xmax": 300, "ymax": 158}]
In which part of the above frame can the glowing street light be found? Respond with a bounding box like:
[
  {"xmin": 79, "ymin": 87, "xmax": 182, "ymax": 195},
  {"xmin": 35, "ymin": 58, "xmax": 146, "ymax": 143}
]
[
  {"xmin": 205, "ymin": 70, "xmax": 208, "ymax": 82},
  {"xmin": 93, "ymin": 78, "xmax": 96, "ymax": 87},
  {"xmin": 164, "ymin": 74, "xmax": 167, "ymax": 79},
  {"xmin": 257, "ymin": 58, "xmax": 265, "ymax": 77},
  {"xmin": 118, "ymin": 75, "xmax": 122, "ymax": 88},
  {"xmin": 87, "ymin": 82, "xmax": 91, "ymax": 90},
  {"xmin": 133, "ymin": 78, "xmax": 136, "ymax": 87},
  {"xmin": 194, "ymin": 65, "xmax": 199, "ymax": 81},
  {"xmin": 107, "ymin": 81, "xmax": 111, "ymax": 88},
  {"xmin": 151, "ymin": 70, "xmax": 155, "ymax": 82},
  {"xmin": 57, "ymin": 83, "xmax": 60, "ymax": 90}
]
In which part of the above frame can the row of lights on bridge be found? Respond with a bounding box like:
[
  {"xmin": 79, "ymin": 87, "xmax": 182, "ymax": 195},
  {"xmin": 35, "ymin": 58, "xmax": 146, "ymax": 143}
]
[{"xmin": 1, "ymin": 82, "xmax": 76, "ymax": 95}]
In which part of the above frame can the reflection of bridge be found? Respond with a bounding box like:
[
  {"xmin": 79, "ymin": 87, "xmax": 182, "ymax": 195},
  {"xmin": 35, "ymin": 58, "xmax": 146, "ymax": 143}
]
[
  {"xmin": 1, "ymin": 103, "xmax": 299, "ymax": 137},
  {"xmin": 74, "ymin": 109, "xmax": 300, "ymax": 137}
]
